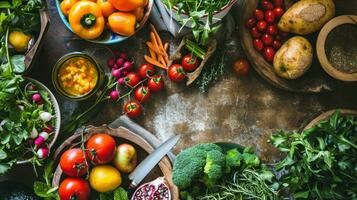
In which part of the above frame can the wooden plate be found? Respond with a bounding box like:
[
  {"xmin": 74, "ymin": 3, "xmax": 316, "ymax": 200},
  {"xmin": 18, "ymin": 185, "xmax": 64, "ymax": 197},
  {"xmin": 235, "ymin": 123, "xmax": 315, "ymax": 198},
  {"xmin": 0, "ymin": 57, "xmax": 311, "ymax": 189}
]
[
  {"xmin": 52, "ymin": 125, "xmax": 179, "ymax": 200},
  {"xmin": 303, "ymin": 109, "xmax": 357, "ymax": 130},
  {"xmin": 237, "ymin": 0, "xmax": 357, "ymax": 93}
]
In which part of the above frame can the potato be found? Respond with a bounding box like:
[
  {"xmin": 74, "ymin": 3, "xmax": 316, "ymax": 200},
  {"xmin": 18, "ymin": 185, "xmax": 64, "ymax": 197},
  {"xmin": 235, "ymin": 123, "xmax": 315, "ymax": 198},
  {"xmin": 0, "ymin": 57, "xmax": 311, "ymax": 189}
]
[
  {"xmin": 274, "ymin": 36, "xmax": 313, "ymax": 80},
  {"xmin": 278, "ymin": 0, "xmax": 335, "ymax": 35}
]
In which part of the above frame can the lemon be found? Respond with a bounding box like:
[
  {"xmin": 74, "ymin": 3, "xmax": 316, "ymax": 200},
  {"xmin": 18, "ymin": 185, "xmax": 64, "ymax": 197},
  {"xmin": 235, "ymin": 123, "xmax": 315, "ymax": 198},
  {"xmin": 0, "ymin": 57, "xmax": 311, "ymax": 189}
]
[
  {"xmin": 9, "ymin": 31, "xmax": 31, "ymax": 53},
  {"xmin": 89, "ymin": 165, "xmax": 122, "ymax": 192}
]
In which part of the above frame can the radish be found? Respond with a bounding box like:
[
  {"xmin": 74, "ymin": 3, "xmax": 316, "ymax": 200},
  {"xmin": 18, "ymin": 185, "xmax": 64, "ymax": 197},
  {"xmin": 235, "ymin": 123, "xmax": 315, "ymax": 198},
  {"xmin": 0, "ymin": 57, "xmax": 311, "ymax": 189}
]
[
  {"xmin": 123, "ymin": 61, "xmax": 133, "ymax": 71},
  {"xmin": 110, "ymin": 90, "xmax": 119, "ymax": 101},
  {"xmin": 30, "ymin": 127, "xmax": 38, "ymax": 139},
  {"xmin": 119, "ymin": 52, "xmax": 127, "ymax": 59},
  {"xmin": 32, "ymin": 93, "xmax": 42, "ymax": 105},
  {"xmin": 39, "ymin": 112, "xmax": 52, "ymax": 122},
  {"xmin": 112, "ymin": 69, "xmax": 121, "ymax": 79},
  {"xmin": 118, "ymin": 77, "xmax": 125, "ymax": 85},
  {"xmin": 116, "ymin": 58, "xmax": 125, "ymax": 67},
  {"xmin": 35, "ymin": 132, "xmax": 50, "ymax": 146},
  {"xmin": 42, "ymin": 125, "xmax": 54, "ymax": 133},
  {"xmin": 37, "ymin": 147, "xmax": 49, "ymax": 159},
  {"xmin": 107, "ymin": 58, "xmax": 115, "ymax": 68}
]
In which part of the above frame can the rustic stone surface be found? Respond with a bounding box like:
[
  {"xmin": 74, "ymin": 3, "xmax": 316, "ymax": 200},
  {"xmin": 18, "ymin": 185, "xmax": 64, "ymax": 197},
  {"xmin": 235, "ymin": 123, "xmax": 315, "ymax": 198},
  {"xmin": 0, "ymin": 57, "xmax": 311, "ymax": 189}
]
[{"xmin": 28, "ymin": 0, "xmax": 357, "ymax": 164}]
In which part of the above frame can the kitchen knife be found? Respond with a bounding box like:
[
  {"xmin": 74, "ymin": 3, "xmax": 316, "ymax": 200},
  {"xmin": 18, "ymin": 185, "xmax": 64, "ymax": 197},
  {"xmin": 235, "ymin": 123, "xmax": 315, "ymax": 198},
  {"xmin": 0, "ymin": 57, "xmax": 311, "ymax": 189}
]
[{"xmin": 128, "ymin": 134, "xmax": 180, "ymax": 188}]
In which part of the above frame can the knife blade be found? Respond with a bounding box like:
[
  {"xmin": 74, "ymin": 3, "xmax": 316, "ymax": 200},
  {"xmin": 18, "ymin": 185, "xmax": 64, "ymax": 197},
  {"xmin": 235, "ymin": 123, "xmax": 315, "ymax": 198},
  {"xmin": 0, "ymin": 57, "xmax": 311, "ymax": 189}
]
[{"xmin": 128, "ymin": 135, "xmax": 180, "ymax": 187}]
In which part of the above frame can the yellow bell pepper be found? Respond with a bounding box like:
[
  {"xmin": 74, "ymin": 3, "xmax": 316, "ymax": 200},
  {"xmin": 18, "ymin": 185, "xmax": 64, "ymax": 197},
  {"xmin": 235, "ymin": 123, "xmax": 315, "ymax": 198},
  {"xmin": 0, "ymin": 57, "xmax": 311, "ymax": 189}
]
[
  {"xmin": 108, "ymin": 12, "xmax": 136, "ymax": 37},
  {"xmin": 109, "ymin": 0, "xmax": 144, "ymax": 11},
  {"xmin": 69, "ymin": 1, "xmax": 105, "ymax": 39},
  {"xmin": 60, "ymin": 0, "xmax": 96, "ymax": 16}
]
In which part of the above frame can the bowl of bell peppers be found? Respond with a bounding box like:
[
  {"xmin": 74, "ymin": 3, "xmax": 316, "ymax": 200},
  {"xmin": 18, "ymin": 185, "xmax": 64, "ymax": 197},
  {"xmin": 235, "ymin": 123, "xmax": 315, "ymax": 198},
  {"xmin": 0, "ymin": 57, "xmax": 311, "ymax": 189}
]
[{"xmin": 55, "ymin": 0, "xmax": 153, "ymax": 44}]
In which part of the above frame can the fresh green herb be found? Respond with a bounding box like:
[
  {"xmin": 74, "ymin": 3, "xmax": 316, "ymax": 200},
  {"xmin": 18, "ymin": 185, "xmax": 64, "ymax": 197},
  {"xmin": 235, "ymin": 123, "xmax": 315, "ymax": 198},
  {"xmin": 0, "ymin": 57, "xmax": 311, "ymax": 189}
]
[
  {"xmin": 162, "ymin": 0, "xmax": 230, "ymax": 45},
  {"xmin": 269, "ymin": 111, "xmax": 357, "ymax": 199}
]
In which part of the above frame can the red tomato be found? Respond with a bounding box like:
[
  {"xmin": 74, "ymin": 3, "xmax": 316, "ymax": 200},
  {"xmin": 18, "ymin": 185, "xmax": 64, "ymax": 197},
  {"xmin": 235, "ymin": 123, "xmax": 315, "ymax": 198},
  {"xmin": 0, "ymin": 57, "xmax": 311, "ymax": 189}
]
[
  {"xmin": 261, "ymin": 0, "xmax": 274, "ymax": 10},
  {"xmin": 273, "ymin": 7, "xmax": 284, "ymax": 18},
  {"xmin": 168, "ymin": 64, "xmax": 186, "ymax": 82},
  {"xmin": 148, "ymin": 75, "xmax": 164, "ymax": 92},
  {"xmin": 233, "ymin": 59, "xmax": 250, "ymax": 76},
  {"xmin": 266, "ymin": 25, "xmax": 278, "ymax": 35},
  {"xmin": 263, "ymin": 47, "xmax": 276, "ymax": 62},
  {"xmin": 86, "ymin": 133, "xmax": 116, "ymax": 164},
  {"xmin": 253, "ymin": 39, "xmax": 264, "ymax": 51},
  {"xmin": 134, "ymin": 86, "xmax": 151, "ymax": 103},
  {"xmin": 58, "ymin": 178, "xmax": 90, "ymax": 200},
  {"xmin": 60, "ymin": 148, "xmax": 88, "ymax": 177},
  {"xmin": 250, "ymin": 27, "xmax": 262, "ymax": 39},
  {"xmin": 138, "ymin": 63, "xmax": 155, "ymax": 78},
  {"xmin": 181, "ymin": 54, "xmax": 199, "ymax": 72},
  {"xmin": 272, "ymin": 0, "xmax": 283, "ymax": 7},
  {"xmin": 254, "ymin": 9, "xmax": 264, "ymax": 20},
  {"xmin": 124, "ymin": 101, "xmax": 142, "ymax": 118},
  {"xmin": 245, "ymin": 18, "xmax": 257, "ymax": 28},
  {"xmin": 257, "ymin": 21, "xmax": 267, "ymax": 32},
  {"xmin": 125, "ymin": 72, "xmax": 141, "ymax": 87},
  {"xmin": 265, "ymin": 10, "xmax": 276, "ymax": 24},
  {"xmin": 261, "ymin": 34, "xmax": 274, "ymax": 45},
  {"xmin": 273, "ymin": 40, "xmax": 282, "ymax": 49}
]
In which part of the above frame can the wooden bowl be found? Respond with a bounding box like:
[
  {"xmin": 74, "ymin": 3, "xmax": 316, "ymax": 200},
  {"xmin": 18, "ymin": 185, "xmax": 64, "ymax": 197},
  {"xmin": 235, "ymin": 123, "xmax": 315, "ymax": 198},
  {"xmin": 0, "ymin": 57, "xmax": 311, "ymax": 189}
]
[
  {"xmin": 303, "ymin": 109, "xmax": 357, "ymax": 130},
  {"xmin": 55, "ymin": 0, "xmax": 153, "ymax": 44},
  {"xmin": 237, "ymin": 0, "xmax": 355, "ymax": 93},
  {"xmin": 52, "ymin": 125, "xmax": 179, "ymax": 200},
  {"xmin": 316, "ymin": 15, "xmax": 357, "ymax": 82}
]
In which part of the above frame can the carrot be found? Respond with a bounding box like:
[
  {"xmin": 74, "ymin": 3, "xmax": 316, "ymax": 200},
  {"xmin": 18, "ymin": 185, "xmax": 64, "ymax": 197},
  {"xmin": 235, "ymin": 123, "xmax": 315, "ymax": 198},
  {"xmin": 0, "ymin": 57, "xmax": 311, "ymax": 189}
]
[
  {"xmin": 146, "ymin": 42, "xmax": 165, "ymax": 56},
  {"xmin": 150, "ymin": 25, "xmax": 169, "ymax": 60},
  {"xmin": 144, "ymin": 55, "xmax": 167, "ymax": 69},
  {"xmin": 164, "ymin": 43, "xmax": 169, "ymax": 51},
  {"xmin": 149, "ymin": 47, "xmax": 156, "ymax": 60}
]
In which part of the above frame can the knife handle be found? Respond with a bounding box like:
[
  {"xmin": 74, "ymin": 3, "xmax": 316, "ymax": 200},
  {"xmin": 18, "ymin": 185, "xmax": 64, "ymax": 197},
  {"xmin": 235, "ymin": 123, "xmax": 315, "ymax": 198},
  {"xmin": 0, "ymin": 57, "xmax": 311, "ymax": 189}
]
[{"xmin": 127, "ymin": 182, "xmax": 137, "ymax": 197}]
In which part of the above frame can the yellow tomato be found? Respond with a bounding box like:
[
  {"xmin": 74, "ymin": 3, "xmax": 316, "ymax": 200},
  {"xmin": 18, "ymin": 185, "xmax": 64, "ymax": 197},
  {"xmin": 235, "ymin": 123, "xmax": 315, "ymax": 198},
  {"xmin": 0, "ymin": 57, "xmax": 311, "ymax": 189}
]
[
  {"xmin": 89, "ymin": 165, "xmax": 122, "ymax": 193},
  {"xmin": 9, "ymin": 31, "xmax": 31, "ymax": 53}
]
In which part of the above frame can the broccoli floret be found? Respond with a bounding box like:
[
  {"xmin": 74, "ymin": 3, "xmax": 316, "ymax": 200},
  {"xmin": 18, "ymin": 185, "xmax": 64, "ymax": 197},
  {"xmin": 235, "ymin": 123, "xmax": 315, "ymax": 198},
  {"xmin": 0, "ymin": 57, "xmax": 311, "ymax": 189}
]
[
  {"xmin": 225, "ymin": 148, "xmax": 243, "ymax": 172},
  {"xmin": 204, "ymin": 150, "xmax": 225, "ymax": 180},
  {"xmin": 172, "ymin": 143, "xmax": 224, "ymax": 189}
]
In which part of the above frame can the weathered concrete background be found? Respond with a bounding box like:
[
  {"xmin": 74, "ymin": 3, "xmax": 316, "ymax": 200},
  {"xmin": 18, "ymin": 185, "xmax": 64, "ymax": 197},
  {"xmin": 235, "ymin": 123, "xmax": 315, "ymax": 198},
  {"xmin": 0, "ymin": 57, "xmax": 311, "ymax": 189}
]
[{"xmin": 29, "ymin": 0, "xmax": 357, "ymax": 164}]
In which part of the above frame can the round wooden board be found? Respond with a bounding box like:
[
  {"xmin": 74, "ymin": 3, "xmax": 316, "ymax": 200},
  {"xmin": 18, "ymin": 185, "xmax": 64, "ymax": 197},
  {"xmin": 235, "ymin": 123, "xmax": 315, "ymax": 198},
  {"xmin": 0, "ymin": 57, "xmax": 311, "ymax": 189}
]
[
  {"xmin": 52, "ymin": 125, "xmax": 179, "ymax": 200},
  {"xmin": 236, "ymin": 0, "xmax": 357, "ymax": 93},
  {"xmin": 303, "ymin": 109, "xmax": 357, "ymax": 130}
]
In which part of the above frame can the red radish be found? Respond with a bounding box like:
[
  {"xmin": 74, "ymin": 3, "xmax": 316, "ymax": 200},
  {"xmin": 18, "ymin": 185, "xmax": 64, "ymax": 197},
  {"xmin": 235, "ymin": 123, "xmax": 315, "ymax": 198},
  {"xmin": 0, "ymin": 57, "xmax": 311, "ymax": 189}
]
[
  {"xmin": 266, "ymin": 25, "xmax": 278, "ymax": 35},
  {"xmin": 116, "ymin": 58, "xmax": 125, "ymax": 67},
  {"xmin": 254, "ymin": 9, "xmax": 264, "ymax": 20},
  {"xmin": 32, "ymin": 93, "xmax": 42, "ymax": 104},
  {"xmin": 262, "ymin": 34, "xmax": 274, "ymax": 45},
  {"xmin": 112, "ymin": 64, "xmax": 119, "ymax": 69},
  {"xmin": 110, "ymin": 90, "xmax": 120, "ymax": 101},
  {"xmin": 42, "ymin": 125, "xmax": 54, "ymax": 133},
  {"xmin": 263, "ymin": 47, "xmax": 276, "ymax": 62},
  {"xmin": 273, "ymin": 7, "xmax": 284, "ymax": 18},
  {"xmin": 123, "ymin": 61, "xmax": 133, "ymax": 70},
  {"xmin": 257, "ymin": 21, "xmax": 267, "ymax": 32},
  {"xmin": 119, "ymin": 52, "xmax": 127, "ymax": 59},
  {"xmin": 245, "ymin": 18, "xmax": 257, "ymax": 28},
  {"xmin": 273, "ymin": 40, "xmax": 282, "ymax": 49},
  {"xmin": 37, "ymin": 147, "xmax": 49, "ymax": 159},
  {"xmin": 35, "ymin": 132, "xmax": 49, "ymax": 147},
  {"xmin": 253, "ymin": 39, "xmax": 264, "ymax": 51},
  {"xmin": 107, "ymin": 58, "xmax": 115, "ymax": 68},
  {"xmin": 273, "ymin": 0, "xmax": 283, "ymax": 7},
  {"xmin": 250, "ymin": 27, "xmax": 262, "ymax": 38},
  {"xmin": 265, "ymin": 10, "xmax": 275, "ymax": 24},
  {"xmin": 261, "ymin": 0, "xmax": 274, "ymax": 10},
  {"xmin": 112, "ymin": 69, "xmax": 121, "ymax": 78},
  {"xmin": 118, "ymin": 77, "xmax": 125, "ymax": 85}
]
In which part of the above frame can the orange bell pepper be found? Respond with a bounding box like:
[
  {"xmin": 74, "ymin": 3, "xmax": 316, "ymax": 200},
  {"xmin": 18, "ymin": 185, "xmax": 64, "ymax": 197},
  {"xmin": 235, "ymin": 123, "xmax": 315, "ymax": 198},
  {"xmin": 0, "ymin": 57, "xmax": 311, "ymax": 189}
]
[
  {"xmin": 108, "ymin": 12, "xmax": 136, "ymax": 37},
  {"xmin": 60, "ymin": 0, "xmax": 96, "ymax": 16},
  {"xmin": 97, "ymin": 0, "xmax": 116, "ymax": 17},
  {"xmin": 109, "ymin": 0, "xmax": 144, "ymax": 11},
  {"xmin": 132, "ymin": 7, "xmax": 144, "ymax": 22},
  {"xmin": 69, "ymin": 1, "xmax": 105, "ymax": 39}
]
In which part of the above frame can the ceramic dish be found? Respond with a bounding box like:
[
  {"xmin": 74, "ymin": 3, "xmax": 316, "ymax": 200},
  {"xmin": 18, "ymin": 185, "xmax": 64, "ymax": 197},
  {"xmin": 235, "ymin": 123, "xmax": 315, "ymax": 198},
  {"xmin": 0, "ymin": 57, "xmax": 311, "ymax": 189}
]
[
  {"xmin": 303, "ymin": 109, "xmax": 357, "ymax": 130},
  {"xmin": 17, "ymin": 78, "xmax": 61, "ymax": 164},
  {"xmin": 52, "ymin": 125, "xmax": 179, "ymax": 199},
  {"xmin": 316, "ymin": 15, "xmax": 357, "ymax": 82},
  {"xmin": 52, "ymin": 52, "xmax": 105, "ymax": 101},
  {"xmin": 55, "ymin": 0, "xmax": 153, "ymax": 44}
]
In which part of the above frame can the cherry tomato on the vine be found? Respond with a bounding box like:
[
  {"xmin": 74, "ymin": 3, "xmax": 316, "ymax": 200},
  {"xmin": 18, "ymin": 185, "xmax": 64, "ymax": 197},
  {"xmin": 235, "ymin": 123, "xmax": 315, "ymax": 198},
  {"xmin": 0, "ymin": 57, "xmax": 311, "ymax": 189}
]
[
  {"xmin": 58, "ymin": 178, "xmax": 90, "ymax": 200},
  {"xmin": 60, "ymin": 148, "xmax": 88, "ymax": 177},
  {"xmin": 134, "ymin": 86, "xmax": 151, "ymax": 103},
  {"xmin": 86, "ymin": 133, "xmax": 116, "ymax": 164},
  {"xmin": 181, "ymin": 54, "xmax": 199, "ymax": 72},
  {"xmin": 138, "ymin": 63, "xmax": 155, "ymax": 78},
  {"xmin": 168, "ymin": 64, "xmax": 186, "ymax": 82},
  {"xmin": 125, "ymin": 72, "xmax": 141, "ymax": 87},
  {"xmin": 124, "ymin": 101, "xmax": 142, "ymax": 118},
  {"xmin": 148, "ymin": 75, "xmax": 164, "ymax": 92}
]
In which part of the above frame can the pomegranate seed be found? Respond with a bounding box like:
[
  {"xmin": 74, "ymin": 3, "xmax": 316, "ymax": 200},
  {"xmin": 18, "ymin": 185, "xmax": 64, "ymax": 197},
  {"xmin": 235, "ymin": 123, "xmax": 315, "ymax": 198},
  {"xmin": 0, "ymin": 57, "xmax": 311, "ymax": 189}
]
[
  {"xmin": 273, "ymin": 7, "xmax": 284, "ymax": 18},
  {"xmin": 263, "ymin": 47, "xmax": 276, "ymax": 62},
  {"xmin": 254, "ymin": 9, "xmax": 264, "ymax": 20},
  {"xmin": 261, "ymin": 0, "xmax": 274, "ymax": 10},
  {"xmin": 265, "ymin": 10, "xmax": 276, "ymax": 24},
  {"xmin": 273, "ymin": 40, "xmax": 282, "ymax": 49},
  {"xmin": 261, "ymin": 34, "xmax": 274, "ymax": 45},
  {"xmin": 250, "ymin": 27, "xmax": 262, "ymax": 38},
  {"xmin": 257, "ymin": 21, "xmax": 268, "ymax": 32},
  {"xmin": 266, "ymin": 25, "xmax": 278, "ymax": 35}
]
